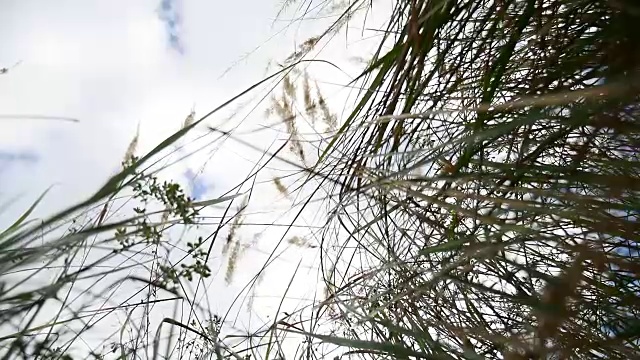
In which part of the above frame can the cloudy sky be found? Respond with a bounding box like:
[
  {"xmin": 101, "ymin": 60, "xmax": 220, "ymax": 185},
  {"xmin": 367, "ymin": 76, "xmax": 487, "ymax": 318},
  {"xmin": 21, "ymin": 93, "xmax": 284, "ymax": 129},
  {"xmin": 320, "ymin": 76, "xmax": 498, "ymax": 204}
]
[
  {"xmin": 1, "ymin": 0, "xmax": 295, "ymax": 211},
  {"xmin": 0, "ymin": 0, "xmax": 384, "ymax": 213},
  {"xmin": 0, "ymin": 0, "xmax": 393, "ymax": 357}
]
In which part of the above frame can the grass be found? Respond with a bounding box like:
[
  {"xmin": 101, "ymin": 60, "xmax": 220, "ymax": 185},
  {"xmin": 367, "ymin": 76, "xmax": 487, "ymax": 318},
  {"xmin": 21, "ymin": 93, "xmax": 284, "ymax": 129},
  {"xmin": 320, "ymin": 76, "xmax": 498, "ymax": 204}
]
[
  {"xmin": 2, "ymin": 0, "xmax": 640, "ymax": 359},
  {"xmin": 0, "ymin": 62, "xmax": 311, "ymax": 359},
  {"xmin": 293, "ymin": 0, "xmax": 640, "ymax": 359}
]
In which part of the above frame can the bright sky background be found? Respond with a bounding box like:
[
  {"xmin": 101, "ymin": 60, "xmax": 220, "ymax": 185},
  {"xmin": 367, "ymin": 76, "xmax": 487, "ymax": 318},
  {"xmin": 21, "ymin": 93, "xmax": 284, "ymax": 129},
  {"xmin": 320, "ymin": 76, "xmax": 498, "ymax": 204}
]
[{"xmin": 0, "ymin": 0, "xmax": 391, "ymax": 357}]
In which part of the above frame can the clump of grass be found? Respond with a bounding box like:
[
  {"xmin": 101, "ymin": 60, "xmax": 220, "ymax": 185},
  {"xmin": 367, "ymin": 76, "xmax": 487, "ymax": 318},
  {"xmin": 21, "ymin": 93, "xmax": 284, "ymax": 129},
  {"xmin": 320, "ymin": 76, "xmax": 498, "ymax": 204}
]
[
  {"xmin": 269, "ymin": 77, "xmax": 307, "ymax": 164},
  {"xmin": 269, "ymin": 0, "xmax": 640, "ymax": 359},
  {"xmin": 265, "ymin": 69, "xmax": 339, "ymax": 171}
]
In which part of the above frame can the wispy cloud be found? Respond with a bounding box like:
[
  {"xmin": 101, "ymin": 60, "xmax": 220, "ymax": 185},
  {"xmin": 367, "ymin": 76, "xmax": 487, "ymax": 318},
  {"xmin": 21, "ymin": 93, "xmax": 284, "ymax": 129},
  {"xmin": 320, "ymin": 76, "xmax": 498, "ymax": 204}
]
[
  {"xmin": 0, "ymin": 150, "xmax": 39, "ymax": 177},
  {"xmin": 157, "ymin": 0, "xmax": 184, "ymax": 54},
  {"xmin": 184, "ymin": 168, "xmax": 210, "ymax": 200},
  {"xmin": 0, "ymin": 150, "xmax": 39, "ymax": 163}
]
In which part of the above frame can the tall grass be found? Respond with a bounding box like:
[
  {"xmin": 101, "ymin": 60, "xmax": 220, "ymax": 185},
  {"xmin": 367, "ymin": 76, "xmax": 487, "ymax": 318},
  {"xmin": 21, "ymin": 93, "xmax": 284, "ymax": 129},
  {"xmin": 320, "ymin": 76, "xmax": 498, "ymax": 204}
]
[{"xmin": 287, "ymin": 0, "xmax": 640, "ymax": 359}]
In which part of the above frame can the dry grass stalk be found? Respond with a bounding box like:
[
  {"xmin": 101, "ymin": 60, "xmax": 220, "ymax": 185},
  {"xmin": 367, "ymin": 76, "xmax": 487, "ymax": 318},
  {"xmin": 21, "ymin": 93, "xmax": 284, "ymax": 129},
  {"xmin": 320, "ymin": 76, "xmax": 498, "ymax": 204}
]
[
  {"xmin": 246, "ymin": 268, "xmax": 265, "ymax": 312},
  {"xmin": 246, "ymin": 285, "xmax": 256, "ymax": 312},
  {"xmin": 222, "ymin": 196, "xmax": 248, "ymax": 255},
  {"xmin": 270, "ymin": 90, "xmax": 306, "ymax": 163},
  {"xmin": 302, "ymin": 71, "xmax": 318, "ymax": 123},
  {"xmin": 315, "ymin": 82, "xmax": 337, "ymax": 131},
  {"xmin": 223, "ymin": 198, "xmax": 260, "ymax": 286},
  {"xmin": 123, "ymin": 124, "xmax": 140, "ymax": 165},
  {"xmin": 224, "ymin": 241, "xmax": 241, "ymax": 285},
  {"xmin": 284, "ymin": 36, "xmax": 320, "ymax": 65},
  {"xmin": 182, "ymin": 108, "xmax": 195, "ymax": 129},
  {"xmin": 283, "ymin": 75, "xmax": 296, "ymax": 100},
  {"xmin": 273, "ymin": 177, "xmax": 289, "ymax": 198},
  {"xmin": 288, "ymin": 236, "xmax": 309, "ymax": 247}
]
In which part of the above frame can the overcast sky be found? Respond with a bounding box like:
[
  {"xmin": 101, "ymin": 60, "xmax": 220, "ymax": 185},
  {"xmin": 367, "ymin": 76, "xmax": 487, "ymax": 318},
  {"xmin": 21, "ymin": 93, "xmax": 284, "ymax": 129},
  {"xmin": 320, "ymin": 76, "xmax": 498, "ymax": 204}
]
[{"xmin": 0, "ymin": 0, "xmax": 390, "ymax": 357}]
